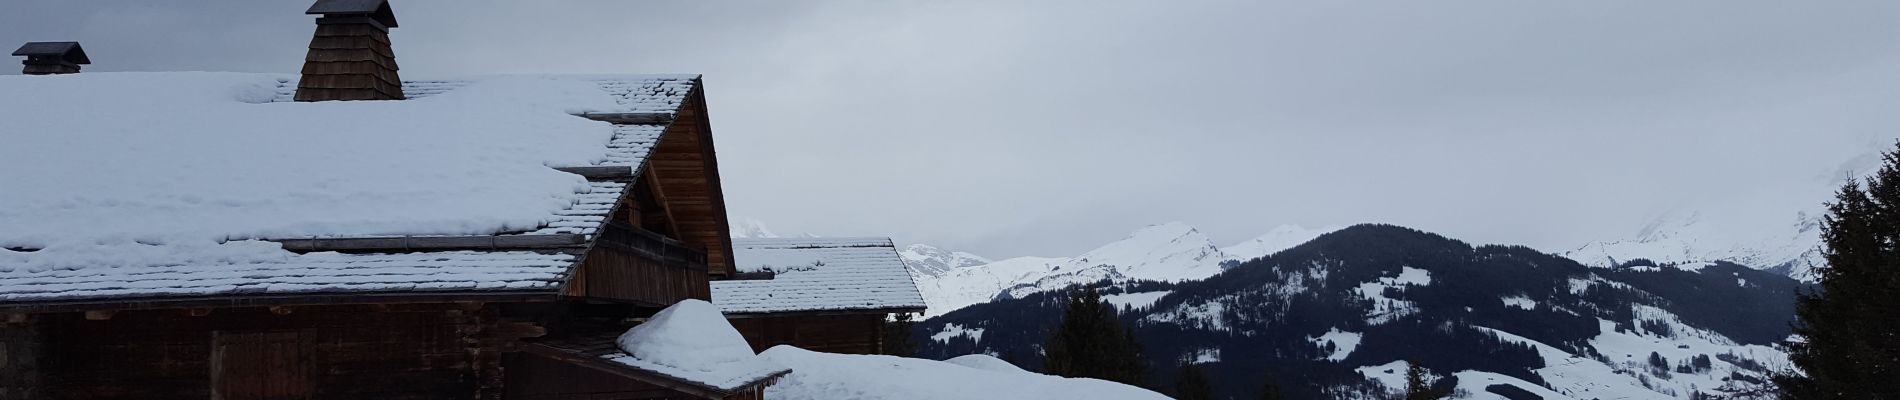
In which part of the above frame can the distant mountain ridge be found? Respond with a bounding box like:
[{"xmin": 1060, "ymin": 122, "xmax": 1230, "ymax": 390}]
[
  {"xmin": 918, "ymin": 224, "xmax": 1803, "ymax": 400},
  {"xmin": 912, "ymin": 222, "xmax": 1340, "ymax": 317}
]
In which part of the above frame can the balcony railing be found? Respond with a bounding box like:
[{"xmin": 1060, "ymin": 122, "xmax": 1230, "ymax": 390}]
[{"xmin": 571, "ymin": 222, "xmax": 711, "ymax": 305}]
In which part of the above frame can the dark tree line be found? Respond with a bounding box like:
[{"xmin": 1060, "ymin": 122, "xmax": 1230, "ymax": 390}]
[
  {"xmin": 1043, "ymin": 286, "xmax": 1147, "ymax": 386},
  {"xmin": 1778, "ymin": 142, "xmax": 1900, "ymax": 399}
]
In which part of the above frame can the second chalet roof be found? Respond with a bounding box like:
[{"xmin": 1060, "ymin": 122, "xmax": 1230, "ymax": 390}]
[
  {"xmin": 710, "ymin": 237, "xmax": 928, "ymax": 314},
  {"xmin": 0, "ymin": 72, "xmax": 699, "ymax": 304}
]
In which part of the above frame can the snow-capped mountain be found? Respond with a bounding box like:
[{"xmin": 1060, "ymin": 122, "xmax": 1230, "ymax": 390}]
[
  {"xmin": 1565, "ymin": 148, "xmax": 1887, "ymax": 281},
  {"xmin": 899, "ymin": 244, "xmax": 993, "ymax": 278},
  {"xmin": 919, "ymin": 224, "xmax": 1803, "ymax": 400},
  {"xmin": 727, "ymin": 217, "xmax": 821, "ymax": 239},
  {"xmin": 729, "ymin": 217, "xmax": 782, "ymax": 239},
  {"xmin": 913, "ymin": 222, "xmax": 1341, "ymax": 318}
]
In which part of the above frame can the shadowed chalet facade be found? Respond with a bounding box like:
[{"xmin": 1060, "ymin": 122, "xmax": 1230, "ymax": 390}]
[{"xmin": 0, "ymin": 1, "xmax": 917, "ymax": 399}]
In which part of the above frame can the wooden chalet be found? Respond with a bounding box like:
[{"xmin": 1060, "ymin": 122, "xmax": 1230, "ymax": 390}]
[
  {"xmin": 712, "ymin": 238, "xmax": 929, "ymax": 355},
  {"xmin": 0, "ymin": 1, "xmax": 934, "ymax": 399}
]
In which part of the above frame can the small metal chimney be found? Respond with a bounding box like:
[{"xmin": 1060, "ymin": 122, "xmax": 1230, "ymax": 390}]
[
  {"xmin": 294, "ymin": 0, "xmax": 404, "ymax": 101},
  {"xmin": 11, "ymin": 42, "xmax": 89, "ymax": 75}
]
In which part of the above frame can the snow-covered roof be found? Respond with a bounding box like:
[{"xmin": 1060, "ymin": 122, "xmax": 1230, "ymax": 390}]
[
  {"xmin": 711, "ymin": 237, "xmax": 928, "ymax": 314},
  {"xmin": 0, "ymin": 72, "xmax": 700, "ymax": 305},
  {"xmin": 529, "ymin": 300, "xmax": 789, "ymax": 397}
]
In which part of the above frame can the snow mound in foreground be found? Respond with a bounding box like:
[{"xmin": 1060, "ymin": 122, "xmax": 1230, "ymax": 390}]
[
  {"xmin": 761, "ymin": 346, "xmax": 1167, "ymax": 400},
  {"xmin": 945, "ymin": 354, "xmax": 1028, "ymax": 373},
  {"xmin": 613, "ymin": 300, "xmax": 786, "ymax": 390}
]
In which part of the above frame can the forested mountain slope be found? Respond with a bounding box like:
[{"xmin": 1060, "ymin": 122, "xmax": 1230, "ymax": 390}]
[{"xmin": 917, "ymin": 224, "xmax": 1802, "ymax": 400}]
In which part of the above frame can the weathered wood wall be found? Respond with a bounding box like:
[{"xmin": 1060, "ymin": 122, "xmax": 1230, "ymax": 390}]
[
  {"xmin": 727, "ymin": 313, "xmax": 885, "ymax": 355},
  {"xmin": 1, "ymin": 303, "xmax": 540, "ymax": 400},
  {"xmin": 646, "ymin": 87, "xmax": 736, "ymax": 277},
  {"xmin": 565, "ymin": 224, "xmax": 711, "ymax": 307},
  {"xmin": 0, "ymin": 321, "xmax": 41, "ymax": 400}
]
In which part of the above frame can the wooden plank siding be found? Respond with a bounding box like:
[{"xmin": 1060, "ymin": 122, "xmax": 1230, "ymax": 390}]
[
  {"xmin": 504, "ymin": 351, "xmax": 768, "ymax": 400},
  {"xmin": 6, "ymin": 303, "xmax": 543, "ymax": 400},
  {"xmin": 563, "ymin": 223, "xmax": 711, "ymax": 306},
  {"xmin": 211, "ymin": 331, "xmax": 308, "ymax": 400},
  {"xmin": 0, "ymin": 320, "xmax": 41, "ymax": 400},
  {"xmin": 646, "ymin": 86, "xmax": 737, "ymax": 278},
  {"xmin": 727, "ymin": 313, "xmax": 887, "ymax": 355}
]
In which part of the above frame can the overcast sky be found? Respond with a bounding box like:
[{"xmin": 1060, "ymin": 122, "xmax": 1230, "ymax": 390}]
[{"xmin": 6, "ymin": 1, "xmax": 1897, "ymax": 258}]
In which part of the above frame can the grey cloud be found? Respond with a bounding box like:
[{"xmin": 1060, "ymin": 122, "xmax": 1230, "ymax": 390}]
[{"xmin": 5, "ymin": 0, "xmax": 1896, "ymax": 257}]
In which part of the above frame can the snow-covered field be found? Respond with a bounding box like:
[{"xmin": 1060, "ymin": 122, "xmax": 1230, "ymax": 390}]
[{"xmin": 619, "ymin": 300, "xmax": 1166, "ymax": 400}]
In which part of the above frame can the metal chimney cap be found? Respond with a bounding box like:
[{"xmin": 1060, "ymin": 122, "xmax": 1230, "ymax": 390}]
[
  {"xmin": 11, "ymin": 42, "xmax": 90, "ymax": 65},
  {"xmin": 306, "ymin": 0, "xmax": 397, "ymax": 28}
]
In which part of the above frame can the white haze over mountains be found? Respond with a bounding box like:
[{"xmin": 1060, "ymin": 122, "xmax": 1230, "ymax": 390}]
[
  {"xmin": 1566, "ymin": 143, "xmax": 1892, "ymax": 281},
  {"xmin": 728, "ymin": 217, "xmax": 1339, "ymax": 318},
  {"xmin": 729, "ymin": 142, "xmax": 1887, "ymax": 317}
]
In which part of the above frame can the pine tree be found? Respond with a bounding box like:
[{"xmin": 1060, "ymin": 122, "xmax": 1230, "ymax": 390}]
[
  {"xmin": 1044, "ymin": 287, "xmax": 1148, "ymax": 386},
  {"xmin": 882, "ymin": 312, "xmax": 917, "ymax": 357},
  {"xmin": 1777, "ymin": 142, "xmax": 1900, "ymax": 399},
  {"xmin": 1258, "ymin": 376, "xmax": 1285, "ymax": 400},
  {"xmin": 1404, "ymin": 361, "xmax": 1444, "ymax": 400},
  {"xmin": 1173, "ymin": 362, "xmax": 1214, "ymax": 400}
]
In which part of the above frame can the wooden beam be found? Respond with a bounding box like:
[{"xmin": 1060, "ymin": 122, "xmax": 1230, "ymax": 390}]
[
  {"xmin": 643, "ymin": 165, "xmax": 684, "ymax": 240},
  {"xmin": 0, "ymin": 291, "xmax": 560, "ymax": 315},
  {"xmin": 84, "ymin": 310, "xmax": 115, "ymax": 320},
  {"xmin": 573, "ymin": 112, "xmax": 675, "ymax": 125},
  {"xmin": 273, "ymin": 234, "xmax": 587, "ymax": 253},
  {"xmin": 552, "ymin": 165, "xmax": 639, "ymax": 181}
]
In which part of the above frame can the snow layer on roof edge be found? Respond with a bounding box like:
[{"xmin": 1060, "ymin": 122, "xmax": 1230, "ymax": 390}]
[{"xmin": 609, "ymin": 300, "xmax": 788, "ymax": 391}]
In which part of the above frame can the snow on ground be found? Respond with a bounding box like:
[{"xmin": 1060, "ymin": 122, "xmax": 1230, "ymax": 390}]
[
  {"xmin": 761, "ymin": 346, "xmax": 1168, "ymax": 400},
  {"xmin": 1468, "ymin": 305, "xmax": 1790, "ymax": 400},
  {"xmin": 1102, "ymin": 291, "xmax": 1170, "ymax": 311},
  {"xmin": 945, "ymin": 354, "xmax": 1028, "ymax": 373},
  {"xmin": 931, "ymin": 323, "xmax": 986, "ymax": 344},
  {"xmin": 1309, "ymin": 328, "xmax": 1363, "ymax": 361},
  {"xmin": 1187, "ymin": 347, "xmax": 1221, "ymax": 364},
  {"xmin": 1142, "ymin": 294, "xmax": 1233, "ymax": 332},
  {"xmin": 609, "ymin": 300, "xmax": 788, "ymax": 391},
  {"xmin": 1354, "ymin": 360, "xmax": 1416, "ymax": 393},
  {"xmin": 1501, "ymin": 295, "xmax": 1537, "ymax": 311},
  {"xmin": 1220, "ymin": 224, "xmax": 1341, "ymax": 263},
  {"xmin": 1355, "ymin": 266, "xmax": 1431, "ymax": 324},
  {"xmin": 1451, "ymin": 370, "xmax": 1576, "ymax": 400}
]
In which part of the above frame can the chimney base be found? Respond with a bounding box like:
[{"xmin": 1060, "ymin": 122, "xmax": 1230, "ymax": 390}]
[{"xmin": 294, "ymin": 16, "xmax": 403, "ymax": 101}]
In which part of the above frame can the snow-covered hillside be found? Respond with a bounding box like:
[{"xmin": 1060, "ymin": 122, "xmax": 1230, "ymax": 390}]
[
  {"xmin": 900, "ymin": 244, "xmax": 993, "ymax": 278},
  {"xmin": 913, "ymin": 222, "xmax": 1340, "ymax": 318},
  {"xmin": 919, "ymin": 224, "xmax": 1803, "ymax": 399},
  {"xmin": 1566, "ymin": 148, "xmax": 1887, "ymax": 281}
]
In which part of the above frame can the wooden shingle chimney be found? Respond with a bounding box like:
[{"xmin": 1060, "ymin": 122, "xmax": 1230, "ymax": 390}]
[
  {"xmin": 11, "ymin": 42, "xmax": 89, "ymax": 75},
  {"xmin": 295, "ymin": 0, "xmax": 404, "ymax": 101}
]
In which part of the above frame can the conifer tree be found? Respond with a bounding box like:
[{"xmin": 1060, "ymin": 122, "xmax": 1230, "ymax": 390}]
[
  {"xmin": 1404, "ymin": 361, "xmax": 1444, "ymax": 400},
  {"xmin": 1258, "ymin": 377, "xmax": 1285, "ymax": 400},
  {"xmin": 882, "ymin": 312, "xmax": 917, "ymax": 357},
  {"xmin": 1044, "ymin": 287, "xmax": 1148, "ymax": 386},
  {"xmin": 1173, "ymin": 362, "xmax": 1214, "ymax": 400},
  {"xmin": 1777, "ymin": 142, "xmax": 1900, "ymax": 399}
]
